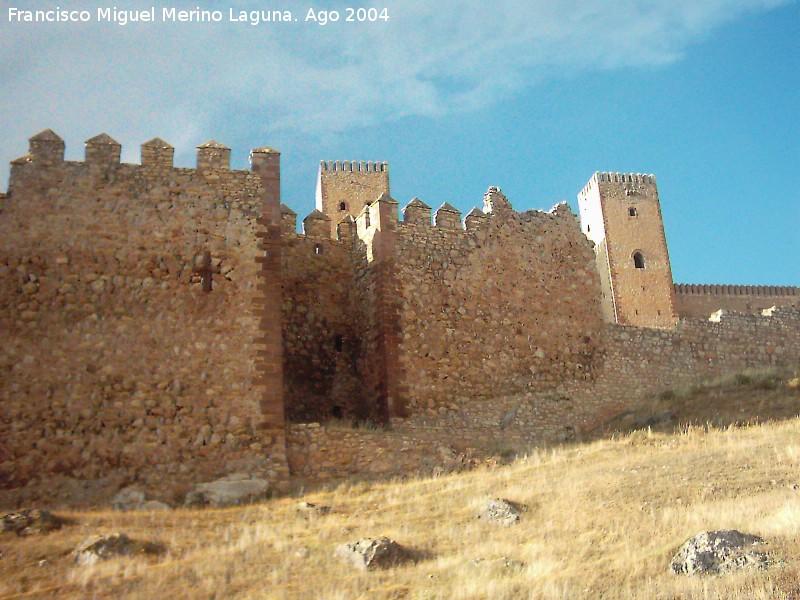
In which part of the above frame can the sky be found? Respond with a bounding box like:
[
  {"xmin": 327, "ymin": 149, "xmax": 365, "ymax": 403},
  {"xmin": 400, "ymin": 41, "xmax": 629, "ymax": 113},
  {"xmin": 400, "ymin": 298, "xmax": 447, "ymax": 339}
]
[{"xmin": 1, "ymin": 0, "xmax": 798, "ymax": 285}]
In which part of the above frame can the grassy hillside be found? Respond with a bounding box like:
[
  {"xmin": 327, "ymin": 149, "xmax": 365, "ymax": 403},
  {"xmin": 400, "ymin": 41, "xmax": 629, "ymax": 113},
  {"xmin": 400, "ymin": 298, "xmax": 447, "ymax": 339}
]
[{"xmin": 1, "ymin": 371, "xmax": 799, "ymax": 599}]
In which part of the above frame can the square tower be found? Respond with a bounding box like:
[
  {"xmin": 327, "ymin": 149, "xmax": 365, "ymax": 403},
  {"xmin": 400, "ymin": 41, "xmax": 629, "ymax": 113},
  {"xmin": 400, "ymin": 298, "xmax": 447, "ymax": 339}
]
[
  {"xmin": 578, "ymin": 172, "xmax": 678, "ymax": 329},
  {"xmin": 316, "ymin": 160, "xmax": 389, "ymax": 238}
]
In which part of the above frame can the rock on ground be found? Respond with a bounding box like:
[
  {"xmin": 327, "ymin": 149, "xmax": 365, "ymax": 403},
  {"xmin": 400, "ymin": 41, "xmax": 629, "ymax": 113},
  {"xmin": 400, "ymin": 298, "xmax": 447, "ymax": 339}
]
[
  {"xmin": 478, "ymin": 498, "xmax": 524, "ymax": 526},
  {"xmin": 1, "ymin": 509, "xmax": 68, "ymax": 536},
  {"xmin": 297, "ymin": 501, "xmax": 331, "ymax": 518},
  {"xmin": 184, "ymin": 473, "xmax": 270, "ymax": 507},
  {"xmin": 112, "ymin": 487, "xmax": 170, "ymax": 511},
  {"xmin": 670, "ymin": 529, "xmax": 768, "ymax": 575},
  {"xmin": 335, "ymin": 537, "xmax": 416, "ymax": 571},
  {"xmin": 74, "ymin": 533, "xmax": 165, "ymax": 566}
]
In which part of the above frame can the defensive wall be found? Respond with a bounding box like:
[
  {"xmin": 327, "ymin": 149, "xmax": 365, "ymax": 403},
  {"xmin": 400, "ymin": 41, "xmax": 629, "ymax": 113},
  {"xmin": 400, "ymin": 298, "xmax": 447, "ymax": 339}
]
[
  {"xmin": 287, "ymin": 307, "xmax": 800, "ymax": 484},
  {"xmin": 1, "ymin": 131, "xmax": 798, "ymax": 505},
  {"xmin": 674, "ymin": 283, "xmax": 800, "ymax": 318},
  {"xmin": 0, "ymin": 131, "xmax": 289, "ymax": 505}
]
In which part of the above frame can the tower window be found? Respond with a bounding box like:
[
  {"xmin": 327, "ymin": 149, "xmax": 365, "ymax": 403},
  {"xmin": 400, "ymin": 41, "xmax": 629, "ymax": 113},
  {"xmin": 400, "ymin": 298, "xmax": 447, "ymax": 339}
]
[
  {"xmin": 628, "ymin": 207, "xmax": 638, "ymax": 217},
  {"xmin": 314, "ymin": 244, "xmax": 323, "ymax": 255},
  {"xmin": 339, "ymin": 202, "xmax": 347, "ymax": 211},
  {"xmin": 334, "ymin": 335, "xmax": 343, "ymax": 352},
  {"xmin": 633, "ymin": 252, "xmax": 645, "ymax": 269}
]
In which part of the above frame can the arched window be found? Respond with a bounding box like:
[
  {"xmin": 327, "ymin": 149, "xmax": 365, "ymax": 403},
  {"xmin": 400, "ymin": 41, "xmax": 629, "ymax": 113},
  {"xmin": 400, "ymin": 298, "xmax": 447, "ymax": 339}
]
[
  {"xmin": 633, "ymin": 252, "xmax": 645, "ymax": 269},
  {"xmin": 339, "ymin": 202, "xmax": 347, "ymax": 211},
  {"xmin": 628, "ymin": 207, "xmax": 638, "ymax": 217}
]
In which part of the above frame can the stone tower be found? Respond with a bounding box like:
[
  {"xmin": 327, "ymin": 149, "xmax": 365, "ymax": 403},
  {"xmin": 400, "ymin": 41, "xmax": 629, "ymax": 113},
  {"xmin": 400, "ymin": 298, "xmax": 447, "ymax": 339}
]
[
  {"xmin": 316, "ymin": 160, "xmax": 389, "ymax": 237},
  {"xmin": 578, "ymin": 172, "xmax": 678, "ymax": 328}
]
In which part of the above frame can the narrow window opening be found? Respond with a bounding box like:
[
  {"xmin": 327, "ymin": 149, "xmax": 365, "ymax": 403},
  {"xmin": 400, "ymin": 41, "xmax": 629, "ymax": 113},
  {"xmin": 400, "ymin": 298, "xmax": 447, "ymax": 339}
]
[
  {"xmin": 339, "ymin": 202, "xmax": 347, "ymax": 211},
  {"xmin": 628, "ymin": 207, "xmax": 638, "ymax": 217},
  {"xmin": 314, "ymin": 244, "xmax": 323, "ymax": 255},
  {"xmin": 633, "ymin": 252, "xmax": 645, "ymax": 269},
  {"xmin": 587, "ymin": 224, "xmax": 591, "ymax": 232},
  {"xmin": 635, "ymin": 309, "xmax": 639, "ymax": 315},
  {"xmin": 332, "ymin": 405, "xmax": 343, "ymax": 419},
  {"xmin": 334, "ymin": 335, "xmax": 343, "ymax": 352}
]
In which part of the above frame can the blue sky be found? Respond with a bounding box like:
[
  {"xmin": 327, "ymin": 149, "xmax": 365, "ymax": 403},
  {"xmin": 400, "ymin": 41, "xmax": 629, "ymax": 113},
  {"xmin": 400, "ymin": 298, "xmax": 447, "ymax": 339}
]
[{"xmin": 1, "ymin": 0, "xmax": 797, "ymax": 285}]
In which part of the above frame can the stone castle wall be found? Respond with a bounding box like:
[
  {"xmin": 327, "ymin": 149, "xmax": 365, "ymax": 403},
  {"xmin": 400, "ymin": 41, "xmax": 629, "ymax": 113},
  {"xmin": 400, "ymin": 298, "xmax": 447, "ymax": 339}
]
[
  {"xmin": 0, "ymin": 134, "xmax": 289, "ymax": 504},
  {"xmin": 390, "ymin": 192, "xmax": 604, "ymax": 414},
  {"xmin": 674, "ymin": 283, "xmax": 800, "ymax": 318},
  {"xmin": 2, "ymin": 132, "xmax": 798, "ymax": 504},
  {"xmin": 286, "ymin": 307, "xmax": 800, "ymax": 485}
]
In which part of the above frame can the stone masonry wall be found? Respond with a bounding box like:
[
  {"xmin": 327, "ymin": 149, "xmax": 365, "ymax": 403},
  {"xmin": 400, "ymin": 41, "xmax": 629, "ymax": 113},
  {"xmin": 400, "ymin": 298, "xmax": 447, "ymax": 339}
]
[
  {"xmin": 392, "ymin": 193, "xmax": 604, "ymax": 414},
  {"xmin": 315, "ymin": 161, "xmax": 390, "ymax": 238},
  {"xmin": 674, "ymin": 284, "xmax": 800, "ymax": 319},
  {"xmin": 286, "ymin": 308, "xmax": 800, "ymax": 486},
  {"xmin": 281, "ymin": 230, "xmax": 370, "ymax": 423},
  {"xmin": 0, "ymin": 134, "xmax": 288, "ymax": 505}
]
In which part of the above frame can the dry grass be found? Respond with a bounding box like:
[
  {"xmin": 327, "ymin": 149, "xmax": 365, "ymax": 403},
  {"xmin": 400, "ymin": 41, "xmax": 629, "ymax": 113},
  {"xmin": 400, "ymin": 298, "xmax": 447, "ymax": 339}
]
[
  {"xmin": 1, "ymin": 418, "xmax": 799, "ymax": 599},
  {"xmin": 2, "ymin": 371, "xmax": 800, "ymax": 599}
]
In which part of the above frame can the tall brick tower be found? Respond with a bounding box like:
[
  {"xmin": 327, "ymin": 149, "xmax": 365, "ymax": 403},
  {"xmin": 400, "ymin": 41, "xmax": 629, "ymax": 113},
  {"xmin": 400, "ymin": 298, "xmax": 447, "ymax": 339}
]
[
  {"xmin": 578, "ymin": 172, "xmax": 678, "ymax": 329},
  {"xmin": 316, "ymin": 160, "xmax": 389, "ymax": 238}
]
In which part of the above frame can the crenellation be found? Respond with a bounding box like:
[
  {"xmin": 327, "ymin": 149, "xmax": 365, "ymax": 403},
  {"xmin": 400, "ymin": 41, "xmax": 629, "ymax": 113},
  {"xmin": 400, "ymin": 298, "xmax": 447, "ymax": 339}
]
[
  {"xmin": 433, "ymin": 202, "xmax": 461, "ymax": 229},
  {"xmin": 280, "ymin": 203, "xmax": 297, "ymax": 236},
  {"xmin": 302, "ymin": 209, "xmax": 332, "ymax": 238},
  {"xmin": 197, "ymin": 139, "xmax": 231, "ymax": 171},
  {"xmin": 673, "ymin": 282, "xmax": 799, "ymax": 318},
  {"xmin": 401, "ymin": 197, "xmax": 432, "ymax": 226},
  {"xmin": 28, "ymin": 129, "xmax": 65, "ymax": 166},
  {"xmin": 1, "ymin": 129, "xmax": 797, "ymax": 505},
  {"xmin": 463, "ymin": 207, "xmax": 488, "ymax": 230},
  {"xmin": 85, "ymin": 133, "xmax": 122, "ymax": 167},
  {"xmin": 336, "ymin": 214, "xmax": 357, "ymax": 241},
  {"xmin": 141, "ymin": 137, "xmax": 174, "ymax": 170}
]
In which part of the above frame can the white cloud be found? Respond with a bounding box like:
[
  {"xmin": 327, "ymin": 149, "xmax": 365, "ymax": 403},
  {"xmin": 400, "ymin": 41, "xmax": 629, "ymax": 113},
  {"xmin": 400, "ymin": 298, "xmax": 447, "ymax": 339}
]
[{"xmin": 0, "ymin": 0, "xmax": 790, "ymax": 186}]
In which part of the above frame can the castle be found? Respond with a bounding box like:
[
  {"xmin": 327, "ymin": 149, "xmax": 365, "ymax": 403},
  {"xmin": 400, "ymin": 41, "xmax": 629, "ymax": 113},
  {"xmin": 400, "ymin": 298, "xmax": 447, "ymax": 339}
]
[{"xmin": 0, "ymin": 130, "xmax": 798, "ymax": 504}]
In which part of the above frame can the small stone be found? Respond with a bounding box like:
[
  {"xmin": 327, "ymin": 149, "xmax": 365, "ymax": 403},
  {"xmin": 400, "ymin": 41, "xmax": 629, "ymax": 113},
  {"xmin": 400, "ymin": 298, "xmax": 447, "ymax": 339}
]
[
  {"xmin": 297, "ymin": 501, "xmax": 331, "ymax": 517},
  {"xmin": 334, "ymin": 537, "xmax": 416, "ymax": 571},
  {"xmin": 478, "ymin": 498, "xmax": 524, "ymax": 526}
]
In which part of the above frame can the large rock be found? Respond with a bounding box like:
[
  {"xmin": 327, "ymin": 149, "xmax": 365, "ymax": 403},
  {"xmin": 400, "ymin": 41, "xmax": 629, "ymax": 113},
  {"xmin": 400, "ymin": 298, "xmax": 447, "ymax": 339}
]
[
  {"xmin": 74, "ymin": 533, "xmax": 165, "ymax": 566},
  {"xmin": 1, "ymin": 509, "xmax": 68, "ymax": 536},
  {"xmin": 335, "ymin": 537, "xmax": 415, "ymax": 571},
  {"xmin": 670, "ymin": 530, "xmax": 768, "ymax": 575},
  {"xmin": 184, "ymin": 474, "xmax": 270, "ymax": 507},
  {"xmin": 478, "ymin": 498, "xmax": 523, "ymax": 526},
  {"xmin": 112, "ymin": 487, "xmax": 170, "ymax": 511}
]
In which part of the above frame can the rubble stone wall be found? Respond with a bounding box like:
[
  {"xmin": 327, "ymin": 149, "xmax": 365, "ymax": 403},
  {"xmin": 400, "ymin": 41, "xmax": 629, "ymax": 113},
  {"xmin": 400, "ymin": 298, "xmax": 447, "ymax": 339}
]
[
  {"xmin": 0, "ymin": 138, "xmax": 289, "ymax": 504},
  {"xmin": 392, "ymin": 199, "xmax": 605, "ymax": 414},
  {"xmin": 285, "ymin": 308, "xmax": 800, "ymax": 486},
  {"xmin": 674, "ymin": 283, "xmax": 800, "ymax": 318}
]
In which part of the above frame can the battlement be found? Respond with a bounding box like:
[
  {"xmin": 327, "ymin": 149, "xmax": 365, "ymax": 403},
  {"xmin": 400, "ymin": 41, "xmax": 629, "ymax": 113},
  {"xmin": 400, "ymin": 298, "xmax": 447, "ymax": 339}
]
[
  {"xmin": 598, "ymin": 172, "xmax": 656, "ymax": 185},
  {"xmin": 319, "ymin": 160, "xmax": 388, "ymax": 173},
  {"xmin": 579, "ymin": 172, "xmax": 657, "ymax": 199},
  {"xmin": 675, "ymin": 283, "xmax": 799, "ymax": 296},
  {"xmin": 9, "ymin": 129, "xmax": 254, "ymax": 173},
  {"xmin": 673, "ymin": 283, "xmax": 799, "ymax": 319}
]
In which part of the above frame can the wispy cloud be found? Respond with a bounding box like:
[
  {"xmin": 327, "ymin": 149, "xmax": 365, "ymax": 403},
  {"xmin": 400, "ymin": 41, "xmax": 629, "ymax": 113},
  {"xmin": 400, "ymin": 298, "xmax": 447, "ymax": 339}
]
[{"xmin": 0, "ymin": 0, "xmax": 789, "ymax": 184}]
